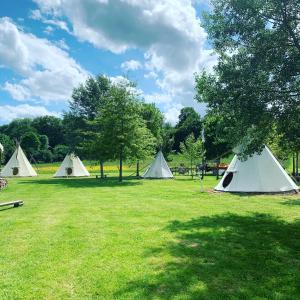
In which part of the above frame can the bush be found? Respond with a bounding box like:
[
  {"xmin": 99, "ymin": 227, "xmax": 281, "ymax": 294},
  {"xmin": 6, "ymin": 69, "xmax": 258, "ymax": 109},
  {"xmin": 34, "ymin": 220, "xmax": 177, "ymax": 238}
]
[{"xmin": 53, "ymin": 145, "xmax": 69, "ymax": 161}]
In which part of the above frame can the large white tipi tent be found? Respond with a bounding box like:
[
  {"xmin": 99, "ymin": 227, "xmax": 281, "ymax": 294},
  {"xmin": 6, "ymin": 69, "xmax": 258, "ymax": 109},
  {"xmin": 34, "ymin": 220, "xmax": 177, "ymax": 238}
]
[
  {"xmin": 1, "ymin": 145, "xmax": 37, "ymax": 177},
  {"xmin": 54, "ymin": 153, "xmax": 90, "ymax": 177},
  {"xmin": 143, "ymin": 151, "xmax": 173, "ymax": 179},
  {"xmin": 215, "ymin": 145, "xmax": 298, "ymax": 193}
]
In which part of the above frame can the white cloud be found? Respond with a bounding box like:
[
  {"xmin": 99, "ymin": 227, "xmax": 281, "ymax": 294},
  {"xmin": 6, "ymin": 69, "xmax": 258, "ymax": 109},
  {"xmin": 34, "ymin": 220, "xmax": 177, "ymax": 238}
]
[
  {"xmin": 2, "ymin": 83, "xmax": 30, "ymax": 101},
  {"xmin": 33, "ymin": 0, "xmax": 217, "ymax": 121},
  {"xmin": 54, "ymin": 39, "xmax": 69, "ymax": 50},
  {"xmin": 144, "ymin": 71, "xmax": 158, "ymax": 79},
  {"xmin": 121, "ymin": 60, "xmax": 142, "ymax": 71},
  {"xmin": 0, "ymin": 17, "xmax": 88, "ymax": 102},
  {"xmin": 0, "ymin": 104, "xmax": 59, "ymax": 123},
  {"xmin": 164, "ymin": 104, "xmax": 183, "ymax": 125},
  {"xmin": 44, "ymin": 25, "xmax": 54, "ymax": 35},
  {"xmin": 144, "ymin": 93, "xmax": 172, "ymax": 105},
  {"xmin": 29, "ymin": 9, "xmax": 71, "ymax": 33}
]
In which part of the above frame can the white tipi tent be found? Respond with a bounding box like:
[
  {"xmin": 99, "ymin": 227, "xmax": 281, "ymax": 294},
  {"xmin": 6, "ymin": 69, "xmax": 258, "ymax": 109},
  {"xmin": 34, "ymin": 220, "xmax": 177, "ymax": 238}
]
[
  {"xmin": 1, "ymin": 145, "xmax": 37, "ymax": 177},
  {"xmin": 143, "ymin": 151, "xmax": 173, "ymax": 179},
  {"xmin": 215, "ymin": 146, "xmax": 298, "ymax": 193},
  {"xmin": 54, "ymin": 153, "xmax": 90, "ymax": 177}
]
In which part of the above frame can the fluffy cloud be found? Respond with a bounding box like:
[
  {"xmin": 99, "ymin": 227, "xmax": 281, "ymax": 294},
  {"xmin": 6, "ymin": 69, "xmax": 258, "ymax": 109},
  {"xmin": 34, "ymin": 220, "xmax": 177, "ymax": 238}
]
[
  {"xmin": 144, "ymin": 93, "xmax": 172, "ymax": 105},
  {"xmin": 33, "ymin": 0, "xmax": 217, "ymax": 119},
  {"xmin": 164, "ymin": 104, "xmax": 184, "ymax": 125},
  {"xmin": 121, "ymin": 60, "xmax": 142, "ymax": 71},
  {"xmin": 0, "ymin": 104, "xmax": 59, "ymax": 122},
  {"xmin": 0, "ymin": 17, "xmax": 88, "ymax": 102},
  {"xmin": 29, "ymin": 9, "xmax": 70, "ymax": 33}
]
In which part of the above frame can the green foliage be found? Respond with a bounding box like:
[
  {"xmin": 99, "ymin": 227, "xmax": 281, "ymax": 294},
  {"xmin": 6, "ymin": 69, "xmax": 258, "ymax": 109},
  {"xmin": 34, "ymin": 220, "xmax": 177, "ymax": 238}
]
[
  {"xmin": 35, "ymin": 149, "xmax": 53, "ymax": 163},
  {"xmin": 66, "ymin": 75, "xmax": 158, "ymax": 180},
  {"xmin": 140, "ymin": 103, "xmax": 164, "ymax": 145},
  {"xmin": 62, "ymin": 113, "xmax": 87, "ymax": 153},
  {"xmin": 202, "ymin": 113, "xmax": 231, "ymax": 160},
  {"xmin": 32, "ymin": 116, "xmax": 65, "ymax": 147},
  {"xmin": 0, "ymin": 133, "xmax": 14, "ymax": 163},
  {"xmin": 2, "ymin": 118, "xmax": 35, "ymax": 139},
  {"xmin": 21, "ymin": 132, "xmax": 41, "ymax": 155},
  {"xmin": 174, "ymin": 107, "xmax": 202, "ymax": 152},
  {"xmin": 70, "ymin": 75, "xmax": 111, "ymax": 119},
  {"xmin": 93, "ymin": 82, "xmax": 156, "ymax": 180},
  {"xmin": 161, "ymin": 123, "xmax": 175, "ymax": 159},
  {"xmin": 180, "ymin": 133, "xmax": 205, "ymax": 177},
  {"xmin": 39, "ymin": 135, "xmax": 49, "ymax": 150},
  {"xmin": 0, "ymin": 117, "xmax": 65, "ymax": 163},
  {"xmin": 196, "ymin": 0, "xmax": 300, "ymax": 157},
  {"xmin": 53, "ymin": 144, "xmax": 69, "ymax": 162}
]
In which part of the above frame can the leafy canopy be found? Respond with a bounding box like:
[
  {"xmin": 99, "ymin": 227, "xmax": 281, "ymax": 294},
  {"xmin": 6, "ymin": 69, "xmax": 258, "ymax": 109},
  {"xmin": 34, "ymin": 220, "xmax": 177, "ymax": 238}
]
[{"xmin": 196, "ymin": 0, "xmax": 300, "ymax": 157}]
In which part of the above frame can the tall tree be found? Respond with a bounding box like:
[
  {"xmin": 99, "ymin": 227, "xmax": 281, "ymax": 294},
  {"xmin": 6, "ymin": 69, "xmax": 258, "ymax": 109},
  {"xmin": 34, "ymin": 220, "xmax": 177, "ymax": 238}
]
[
  {"xmin": 161, "ymin": 122, "xmax": 175, "ymax": 159},
  {"xmin": 202, "ymin": 113, "xmax": 231, "ymax": 161},
  {"xmin": 70, "ymin": 75, "xmax": 111, "ymax": 119},
  {"xmin": 196, "ymin": 0, "xmax": 300, "ymax": 158},
  {"xmin": 64, "ymin": 75, "xmax": 112, "ymax": 166},
  {"xmin": 93, "ymin": 82, "xmax": 156, "ymax": 181},
  {"xmin": 140, "ymin": 103, "xmax": 164, "ymax": 145},
  {"xmin": 174, "ymin": 107, "xmax": 202, "ymax": 152}
]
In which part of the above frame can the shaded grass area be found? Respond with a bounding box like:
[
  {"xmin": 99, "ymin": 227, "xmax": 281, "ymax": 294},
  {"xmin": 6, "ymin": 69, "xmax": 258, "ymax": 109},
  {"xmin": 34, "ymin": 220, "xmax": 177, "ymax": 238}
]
[
  {"xmin": 117, "ymin": 213, "xmax": 300, "ymax": 299},
  {"xmin": 0, "ymin": 174, "xmax": 299, "ymax": 299}
]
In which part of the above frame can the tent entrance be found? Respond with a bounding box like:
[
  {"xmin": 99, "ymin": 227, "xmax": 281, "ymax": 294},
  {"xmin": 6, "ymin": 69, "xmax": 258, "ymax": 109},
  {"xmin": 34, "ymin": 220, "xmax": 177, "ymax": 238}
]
[
  {"xmin": 12, "ymin": 167, "xmax": 19, "ymax": 176},
  {"xmin": 222, "ymin": 172, "xmax": 233, "ymax": 188},
  {"xmin": 66, "ymin": 167, "xmax": 73, "ymax": 176}
]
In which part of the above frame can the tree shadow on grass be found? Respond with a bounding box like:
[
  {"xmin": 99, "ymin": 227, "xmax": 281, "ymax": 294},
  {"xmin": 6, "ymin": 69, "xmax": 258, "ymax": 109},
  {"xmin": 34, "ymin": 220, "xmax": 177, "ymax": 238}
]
[
  {"xmin": 116, "ymin": 213, "xmax": 300, "ymax": 299},
  {"xmin": 281, "ymin": 199, "xmax": 300, "ymax": 206},
  {"xmin": 18, "ymin": 176, "xmax": 142, "ymax": 188}
]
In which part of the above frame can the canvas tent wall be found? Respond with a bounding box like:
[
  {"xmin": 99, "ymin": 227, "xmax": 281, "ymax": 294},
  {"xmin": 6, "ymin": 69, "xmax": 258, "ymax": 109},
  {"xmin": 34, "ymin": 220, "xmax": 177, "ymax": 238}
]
[
  {"xmin": 143, "ymin": 151, "xmax": 173, "ymax": 179},
  {"xmin": 1, "ymin": 145, "xmax": 37, "ymax": 177},
  {"xmin": 215, "ymin": 146, "xmax": 298, "ymax": 193},
  {"xmin": 54, "ymin": 153, "xmax": 90, "ymax": 177}
]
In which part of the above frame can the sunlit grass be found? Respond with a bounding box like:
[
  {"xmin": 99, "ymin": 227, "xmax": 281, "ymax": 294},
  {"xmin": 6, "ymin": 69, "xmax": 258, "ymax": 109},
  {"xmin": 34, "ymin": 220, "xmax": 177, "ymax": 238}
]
[{"xmin": 0, "ymin": 170, "xmax": 299, "ymax": 299}]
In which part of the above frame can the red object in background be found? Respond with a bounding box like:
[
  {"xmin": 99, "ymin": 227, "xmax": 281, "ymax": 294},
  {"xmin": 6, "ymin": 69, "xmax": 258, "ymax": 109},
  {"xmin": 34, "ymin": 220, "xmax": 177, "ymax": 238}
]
[{"xmin": 217, "ymin": 163, "xmax": 228, "ymax": 170}]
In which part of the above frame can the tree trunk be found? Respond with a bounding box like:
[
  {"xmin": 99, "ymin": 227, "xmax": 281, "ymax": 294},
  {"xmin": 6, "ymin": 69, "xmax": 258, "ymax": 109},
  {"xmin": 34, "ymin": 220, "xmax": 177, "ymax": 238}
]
[
  {"xmin": 296, "ymin": 152, "xmax": 299, "ymax": 177},
  {"xmin": 216, "ymin": 158, "xmax": 220, "ymax": 180},
  {"xmin": 293, "ymin": 153, "xmax": 296, "ymax": 176},
  {"xmin": 191, "ymin": 158, "xmax": 193, "ymax": 179},
  {"xmin": 119, "ymin": 148, "xmax": 123, "ymax": 182},
  {"xmin": 136, "ymin": 160, "xmax": 140, "ymax": 177},
  {"xmin": 100, "ymin": 160, "xmax": 104, "ymax": 179},
  {"xmin": 201, "ymin": 158, "xmax": 205, "ymax": 180}
]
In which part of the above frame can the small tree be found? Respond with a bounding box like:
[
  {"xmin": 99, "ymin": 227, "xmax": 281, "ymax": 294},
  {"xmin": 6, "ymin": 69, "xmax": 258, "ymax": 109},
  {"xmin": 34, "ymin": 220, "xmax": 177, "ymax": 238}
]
[{"xmin": 180, "ymin": 133, "xmax": 205, "ymax": 179}]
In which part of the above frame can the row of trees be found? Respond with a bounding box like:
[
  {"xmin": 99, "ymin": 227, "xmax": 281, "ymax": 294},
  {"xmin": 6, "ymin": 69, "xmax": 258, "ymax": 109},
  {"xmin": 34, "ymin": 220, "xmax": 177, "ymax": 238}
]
[
  {"xmin": 0, "ymin": 75, "xmax": 227, "ymax": 181},
  {"xmin": 64, "ymin": 76, "xmax": 224, "ymax": 181},
  {"xmin": 0, "ymin": 117, "xmax": 68, "ymax": 163}
]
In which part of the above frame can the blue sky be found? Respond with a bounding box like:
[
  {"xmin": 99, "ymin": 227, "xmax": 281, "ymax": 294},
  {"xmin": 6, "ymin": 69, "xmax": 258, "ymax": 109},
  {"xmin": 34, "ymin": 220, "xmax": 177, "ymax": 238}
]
[{"xmin": 0, "ymin": 0, "xmax": 216, "ymax": 124}]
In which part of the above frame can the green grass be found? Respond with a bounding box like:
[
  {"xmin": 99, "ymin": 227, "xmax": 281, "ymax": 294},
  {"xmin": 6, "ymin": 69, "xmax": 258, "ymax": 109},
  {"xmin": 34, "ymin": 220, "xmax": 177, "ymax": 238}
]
[{"xmin": 0, "ymin": 172, "xmax": 299, "ymax": 299}]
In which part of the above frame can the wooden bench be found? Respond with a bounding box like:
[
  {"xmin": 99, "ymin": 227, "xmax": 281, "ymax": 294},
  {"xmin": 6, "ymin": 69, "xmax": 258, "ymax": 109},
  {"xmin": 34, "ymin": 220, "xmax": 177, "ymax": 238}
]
[{"xmin": 0, "ymin": 200, "xmax": 23, "ymax": 208}]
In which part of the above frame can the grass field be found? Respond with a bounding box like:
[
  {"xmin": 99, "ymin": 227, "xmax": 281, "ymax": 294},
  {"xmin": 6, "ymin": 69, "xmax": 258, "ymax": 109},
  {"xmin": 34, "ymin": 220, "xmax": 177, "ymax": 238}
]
[{"xmin": 0, "ymin": 171, "xmax": 299, "ymax": 299}]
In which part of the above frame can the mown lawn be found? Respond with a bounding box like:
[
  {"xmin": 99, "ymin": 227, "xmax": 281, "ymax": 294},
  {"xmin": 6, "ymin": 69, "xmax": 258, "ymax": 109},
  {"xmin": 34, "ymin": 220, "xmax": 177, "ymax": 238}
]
[{"xmin": 0, "ymin": 173, "xmax": 299, "ymax": 299}]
